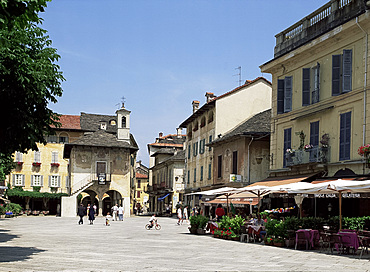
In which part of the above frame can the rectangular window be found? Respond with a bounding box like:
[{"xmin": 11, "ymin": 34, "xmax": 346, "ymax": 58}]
[
  {"xmin": 51, "ymin": 151, "xmax": 58, "ymax": 163},
  {"xmin": 187, "ymin": 170, "xmax": 190, "ymax": 184},
  {"xmin": 49, "ymin": 175, "xmax": 61, "ymax": 187},
  {"xmin": 31, "ymin": 175, "xmax": 43, "ymax": 186},
  {"xmin": 193, "ymin": 142, "xmax": 198, "ymax": 157},
  {"xmin": 208, "ymin": 163, "xmax": 212, "ymax": 180},
  {"xmin": 339, "ymin": 112, "xmax": 351, "ymax": 161},
  {"xmin": 137, "ymin": 191, "xmax": 141, "ymax": 198},
  {"xmin": 302, "ymin": 64, "xmax": 320, "ymax": 106},
  {"xmin": 200, "ymin": 166, "xmax": 203, "ymax": 181},
  {"xmin": 232, "ymin": 151, "xmax": 238, "ymax": 174},
  {"xmin": 277, "ymin": 76, "xmax": 293, "ymax": 114},
  {"xmin": 283, "ymin": 128, "xmax": 292, "ymax": 168},
  {"xmin": 193, "ymin": 168, "xmax": 196, "ymax": 182},
  {"xmin": 199, "ymin": 139, "xmax": 206, "ymax": 154},
  {"xmin": 332, "ymin": 49, "xmax": 352, "ymax": 96},
  {"xmin": 96, "ymin": 162, "xmax": 107, "ymax": 176},
  {"xmin": 34, "ymin": 151, "xmax": 41, "ymax": 163},
  {"xmin": 209, "ymin": 135, "xmax": 212, "ymax": 151},
  {"xmin": 59, "ymin": 136, "xmax": 69, "ymax": 144},
  {"xmin": 47, "ymin": 135, "xmax": 58, "ymax": 143},
  {"xmin": 312, "ymin": 64, "xmax": 320, "ymax": 104},
  {"xmin": 309, "ymin": 121, "xmax": 320, "ymax": 162},
  {"xmin": 13, "ymin": 174, "xmax": 25, "ymax": 186},
  {"xmin": 188, "ymin": 144, "xmax": 191, "ymax": 159},
  {"xmin": 217, "ymin": 155, "xmax": 222, "ymax": 178},
  {"xmin": 15, "ymin": 151, "xmax": 23, "ymax": 162},
  {"xmin": 137, "ymin": 180, "xmax": 141, "ymax": 188}
]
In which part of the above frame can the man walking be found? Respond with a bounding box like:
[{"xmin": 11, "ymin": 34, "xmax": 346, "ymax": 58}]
[
  {"xmin": 112, "ymin": 204, "xmax": 118, "ymax": 221},
  {"xmin": 177, "ymin": 206, "xmax": 182, "ymax": 225},
  {"xmin": 118, "ymin": 205, "xmax": 124, "ymax": 221},
  {"xmin": 77, "ymin": 203, "xmax": 86, "ymax": 225}
]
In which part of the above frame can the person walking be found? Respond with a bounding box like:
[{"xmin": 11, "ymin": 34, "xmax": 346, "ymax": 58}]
[
  {"xmin": 177, "ymin": 206, "xmax": 182, "ymax": 225},
  {"xmin": 118, "ymin": 205, "xmax": 124, "ymax": 221},
  {"xmin": 112, "ymin": 204, "xmax": 118, "ymax": 221},
  {"xmin": 182, "ymin": 205, "xmax": 189, "ymax": 224},
  {"xmin": 88, "ymin": 204, "xmax": 95, "ymax": 225},
  {"xmin": 77, "ymin": 203, "xmax": 86, "ymax": 225}
]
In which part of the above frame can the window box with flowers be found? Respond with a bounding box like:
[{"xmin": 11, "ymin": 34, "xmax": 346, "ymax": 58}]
[
  {"xmin": 358, "ymin": 144, "xmax": 370, "ymax": 168},
  {"xmin": 16, "ymin": 161, "xmax": 23, "ymax": 166},
  {"xmin": 51, "ymin": 163, "xmax": 60, "ymax": 167},
  {"xmin": 286, "ymin": 148, "xmax": 295, "ymax": 157},
  {"xmin": 303, "ymin": 144, "xmax": 313, "ymax": 151},
  {"xmin": 32, "ymin": 162, "xmax": 41, "ymax": 167}
]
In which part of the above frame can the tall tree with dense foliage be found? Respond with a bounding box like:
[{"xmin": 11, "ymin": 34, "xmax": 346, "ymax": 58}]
[{"xmin": 0, "ymin": 0, "xmax": 64, "ymax": 180}]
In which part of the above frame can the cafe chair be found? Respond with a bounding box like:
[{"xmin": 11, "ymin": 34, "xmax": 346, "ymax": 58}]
[
  {"xmin": 329, "ymin": 234, "xmax": 343, "ymax": 254},
  {"xmin": 359, "ymin": 236, "xmax": 370, "ymax": 259},
  {"xmin": 319, "ymin": 232, "xmax": 330, "ymax": 252},
  {"xmin": 295, "ymin": 231, "xmax": 308, "ymax": 250}
]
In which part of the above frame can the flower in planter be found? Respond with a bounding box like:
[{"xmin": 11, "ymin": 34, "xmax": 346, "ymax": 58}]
[
  {"xmin": 358, "ymin": 144, "xmax": 370, "ymax": 156},
  {"xmin": 33, "ymin": 162, "xmax": 41, "ymax": 167},
  {"xmin": 51, "ymin": 163, "xmax": 60, "ymax": 167},
  {"xmin": 17, "ymin": 161, "xmax": 23, "ymax": 165},
  {"xmin": 303, "ymin": 144, "xmax": 313, "ymax": 151},
  {"xmin": 286, "ymin": 148, "xmax": 295, "ymax": 154}
]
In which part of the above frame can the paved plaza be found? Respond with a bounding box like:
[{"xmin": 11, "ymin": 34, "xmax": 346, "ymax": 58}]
[{"xmin": 0, "ymin": 216, "xmax": 369, "ymax": 271}]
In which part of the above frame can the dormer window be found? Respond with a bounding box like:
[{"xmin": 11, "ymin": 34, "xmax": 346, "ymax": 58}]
[
  {"xmin": 110, "ymin": 120, "xmax": 116, "ymax": 126},
  {"xmin": 100, "ymin": 122, "xmax": 107, "ymax": 130}
]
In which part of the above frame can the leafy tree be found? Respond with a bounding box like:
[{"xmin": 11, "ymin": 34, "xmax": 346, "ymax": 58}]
[
  {"xmin": 0, "ymin": 153, "xmax": 15, "ymax": 183},
  {"xmin": 0, "ymin": 0, "xmax": 64, "ymax": 180}
]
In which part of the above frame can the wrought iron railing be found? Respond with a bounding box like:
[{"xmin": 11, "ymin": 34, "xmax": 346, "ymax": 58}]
[{"xmin": 285, "ymin": 146, "xmax": 331, "ymax": 166}]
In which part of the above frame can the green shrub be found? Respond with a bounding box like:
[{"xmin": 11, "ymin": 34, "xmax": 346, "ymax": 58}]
[
  {"xmin": 4, "ymin": 203, "xmax": 22, "ymax": 215},
  {"xmin": 343, "ymin": 216, "xmax": 370, "ymax": 230},
  {"xmin": 0, "ymin": 205, "xmax": 5, "ymax": 215},
  {"xmin": 189, "ymin": 215, "xmax": 209, "ymax": 229}
]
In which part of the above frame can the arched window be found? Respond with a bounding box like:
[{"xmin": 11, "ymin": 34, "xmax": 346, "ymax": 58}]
[
  {"xmin": 208, "ymin": 112, "xmax": 214, "ymax": 124},
  {"xmin": 122, "ymin": 116, "xmax": 126, "ymax": 128},
  {"xmin": 200, "ymin": 116, "xmax": 206, "ymax": 128}
]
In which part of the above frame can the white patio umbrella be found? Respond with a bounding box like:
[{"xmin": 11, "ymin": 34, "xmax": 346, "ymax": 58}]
[
  {"xmin": 287, "ymin": 179, "xmax": 370, "ymax": 229},
  {"xmin": 236, "ymin": 185, "xmax": 272, "ymax": 213},
  {"xmin": 187, "ymin": 187, "xmax": 242, "ymax": 215}
]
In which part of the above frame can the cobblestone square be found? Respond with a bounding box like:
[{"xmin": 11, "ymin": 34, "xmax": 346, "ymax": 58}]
[{"xmin": 0, "ymin": 216, "xmax": 369, "ymax": 271}]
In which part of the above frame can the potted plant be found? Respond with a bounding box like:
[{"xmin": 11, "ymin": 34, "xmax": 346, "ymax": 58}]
[
  {"xmin": 196, "ymin": 215, "xmax": 209, "ymax": 234},
  {"xmin": 32, "ymin": 162, "xmax": 41, "ymax": 167},
  {"xmin": 273, "ymin": 237, "xmax": 284, "ymax": 247},
  {"xmin": 189, "ymin": 215, "xmax": 199, "ymax": 234},
  {"xmin": 303, "ymin": 144, "xmax": 313, "ymax": 151}
]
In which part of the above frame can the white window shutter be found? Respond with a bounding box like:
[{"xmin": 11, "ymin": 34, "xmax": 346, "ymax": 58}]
[
  {"xmin": 12, "ymin": 174, "xmax": 15, "ymax": 186},
  {"xmin": 21, "ymin": 175, "xmax": 25, "ymax": 186},
  {"xmin": 58, "ymin": 176, "xmax": 61, "ymax": 187},
  {"xmin": 31, "ymin": 175, "xmax": 34, "ymax": 186}
]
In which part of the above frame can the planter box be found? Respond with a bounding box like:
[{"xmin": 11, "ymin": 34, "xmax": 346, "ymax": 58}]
[
  {"xmin": 197, "ymin": 228, "xmax": 206, "ymax": 235},
  {"xmin": 273, "ymin": 242, "xmax": 284, "ymax": 247},
  {"xmin": 188, "ymin": 227, "xmax": 198, "ymax": 234}
]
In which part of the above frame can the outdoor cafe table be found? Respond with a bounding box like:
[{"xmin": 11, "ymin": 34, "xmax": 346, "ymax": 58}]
[
  {"xmin": 336, "ymin": 231, "xmax": 360, "ymax": 252},
  {"xmin": 296, "ymin": 229, "xmax": 319, "ymax": 249}
]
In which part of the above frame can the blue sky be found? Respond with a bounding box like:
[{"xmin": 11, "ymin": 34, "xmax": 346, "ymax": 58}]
[{"xmin": 41, "ymin": 0, "xmax": 328, "ymax": 166}]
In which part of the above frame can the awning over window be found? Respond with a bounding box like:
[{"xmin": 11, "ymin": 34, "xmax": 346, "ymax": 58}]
[{"xmin": 158, "ymin": 193, "xmax": 170, "ymax": 201}]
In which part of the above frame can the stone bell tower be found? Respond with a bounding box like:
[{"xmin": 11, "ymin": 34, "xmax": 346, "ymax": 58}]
[{"xmin": 116, "ymin": 103, "xmax": 131, "ymax": 143}]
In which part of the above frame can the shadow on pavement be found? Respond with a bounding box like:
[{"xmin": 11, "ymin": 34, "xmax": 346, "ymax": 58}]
[
  {"xmin": 0, "ymin": 246, "xmax": 45, "ymax": 262},
  {"xmin": 0, "ymin": 230, "xmax": 18, "ymax": 243}
]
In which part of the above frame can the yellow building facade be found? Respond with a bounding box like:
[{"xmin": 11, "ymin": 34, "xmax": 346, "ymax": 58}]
[{"xmin": 260, "ymin": 0, "xmax": 370, "ymax": 177}]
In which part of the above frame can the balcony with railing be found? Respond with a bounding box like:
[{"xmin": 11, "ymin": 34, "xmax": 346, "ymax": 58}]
[
  {"xmin": 285, "ymin": 146, "xmax": 331, "ymax": 167},
  {"xmin": 274, "ymin": 0, "xmax": 366, "ymax": 58}
]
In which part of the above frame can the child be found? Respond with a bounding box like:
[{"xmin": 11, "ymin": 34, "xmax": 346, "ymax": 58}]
[
  {"xmin": 149, "ymin": 214, "xmax": 156, "ymax": 228},
  {"xmin": 106, "ymin": 212, "xmax": 112, "ymax": 226}
]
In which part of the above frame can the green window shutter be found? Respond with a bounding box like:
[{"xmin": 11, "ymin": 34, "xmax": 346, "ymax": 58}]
[
  {"xmin": 342, "ymin": 49, "xmax": 352, "ymax": 93},
  {"xmin": 277, "ymin": 79, "xmax": 285, "ymax": 114},
  {"xmin": 188, "ymin": 144, "xmax": 191, "ymax": 159},
  {"xmin": 302, "ymin": 68, "xmax": 310, "ymax": 106},
  {"xmin": 284, "ymin": 76, "xmax": 292, "ymax": 112},
  {"xmin": 332, "ymin": 54, "xmax": 341, "ymax": 96},
  {"xmin": 208, "ymin": 135, "xmax": 212, "ymax": 151},
  {"xmin": 208, "ymin": 163, "xmax": 212, "ymax": 179}
]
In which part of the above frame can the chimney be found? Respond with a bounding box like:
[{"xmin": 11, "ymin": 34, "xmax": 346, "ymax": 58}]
[
  {"xmin": 192, "ymin": 100, "xmax": 200, "ymax": 113},
  {"xmin": 176, "ymin": 128, "xmax": 182, "ymax": 138},
  {"xmin": 159, "ymin": 132, "xmax": 163, "ymax": 138},
  {"xmin": 205, "ymin": 92, "xmax": 216, "ymax": 103}
]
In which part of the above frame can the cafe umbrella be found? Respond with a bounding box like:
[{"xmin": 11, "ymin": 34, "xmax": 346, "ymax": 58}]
[{"xmin": 287, "ymin": 179, "xmax": 370, "ymax": 229}]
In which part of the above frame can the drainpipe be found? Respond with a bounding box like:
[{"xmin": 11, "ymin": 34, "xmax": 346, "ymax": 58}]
[
  {"xmin": 356, "ymin": 17, "xmax": 368, "ymax": 147},
  {"xmin": 247, "ymin": 137, "xmax": 254, "ymax": 184}
]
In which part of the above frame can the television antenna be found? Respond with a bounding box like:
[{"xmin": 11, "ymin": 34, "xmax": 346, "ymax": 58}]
[{"xmin": 233, "ymin": 66, "xmax": 242, "ymax": 86}]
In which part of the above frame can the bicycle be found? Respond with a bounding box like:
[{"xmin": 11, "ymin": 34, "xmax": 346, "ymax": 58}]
[{"xmin": 145, "ymin": 220, "xmax": 161, "ymax": 230}]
